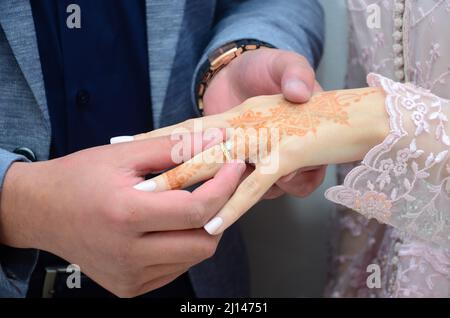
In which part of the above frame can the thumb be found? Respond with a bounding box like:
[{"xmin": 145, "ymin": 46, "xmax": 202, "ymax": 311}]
[{"xmin": 271, "ymin": 52, "xmax": 315, "ymax": 103}]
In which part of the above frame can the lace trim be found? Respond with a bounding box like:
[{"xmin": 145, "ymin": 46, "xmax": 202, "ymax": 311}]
[{"xmin": 325, "ymin": 73, "xmax": 450, "ymax": 248}]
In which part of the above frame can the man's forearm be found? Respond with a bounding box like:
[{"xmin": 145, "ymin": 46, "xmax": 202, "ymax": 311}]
[
  {"xmin": 0, "ymin": 154, "xmax": 41, "ymax": 297},
  {"xmin": 0, "ymin": 162, "xmax": 39, "ymax": 249}
]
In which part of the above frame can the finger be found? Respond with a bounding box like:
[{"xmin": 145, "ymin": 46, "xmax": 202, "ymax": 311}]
[
  {"xmin": 121, "ymin": 131, "xmax": 224, "ymax": 175},
  {"xmin": 133, "ymin": 114, "xmax": 231, "ymax": 140},
  {"xmin": 191, "ymin": 159, "xmax": 246, "ymax": 202},
  {"xmin": 204, "ymin": 166, "xmax": 281, "ymax": 235},
  {"xmin": 313, "ymin": 81, "xmax": 324, "ymax": 93},
  {"xmin": 142, "ymin": 263, "xmax": 191, "ymax": 278},
  {"xmin": 277, "ymin": 165, "xmax": 323, "ymax": 183},
  {"xmin": 279, "ymin": 171, "xmax": 297, "ymax": 183},
  {"xmin": 136, "ymin": 270, "xmax": 186, "ymax": 297},
  {"xmin": 110, "ymin": 115, "xmax": 228, "ymax": 142},
  {"xmin": 137, "ymin": 143, "xmax": 227, "ymax": 192},
  {"xmin": 132, "ymin": 263, "xmax": 191, "ymax": 294},
  {"xmin": 276, "ymin": 165, "xmax": 327, "ymax": 197},
  {"xmin": 129, "ymin": 161, "xmax": 246, "ymax": 232},
  {"xmin": 270, "ymin": 51, "xmax": 315, "ymax": 103},
  {"xmin": 114, "ymin": 266, "xmax": 189, "ymax": 297},
  {"xmin": 239, "ymin": 165, "xmax": 284, "ymax": 199},
  {"xmin": 261, "ymin": 184, "xmax": 285, "ymax": 200},
  {"xmin": 135, "ymin": 229, "xmax": 221, "ymax": 264}
]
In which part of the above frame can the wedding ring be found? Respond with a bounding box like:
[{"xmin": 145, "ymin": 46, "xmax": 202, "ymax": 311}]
[{"xmin": 220, "ymin": 141, "xmax": 233, "ymax": 162}]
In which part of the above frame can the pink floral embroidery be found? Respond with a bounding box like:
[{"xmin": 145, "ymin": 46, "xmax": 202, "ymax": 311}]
[{"xmin": 354, "ymin": 191, "xmax": 392, "ymax": 223}]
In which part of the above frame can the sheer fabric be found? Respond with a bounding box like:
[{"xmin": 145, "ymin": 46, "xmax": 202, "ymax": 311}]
[{"xmin": 325, "ymin": 0, "xmax": 450, "ymax": 297}]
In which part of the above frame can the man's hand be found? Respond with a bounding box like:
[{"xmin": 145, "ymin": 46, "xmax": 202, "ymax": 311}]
[
  {"xmin": 0, "ymin": 137, "xmax": 245, "ymax": 297},
  {"xmin": 203, "ymin": 48, "xmax": 326, "ymax": 198}
]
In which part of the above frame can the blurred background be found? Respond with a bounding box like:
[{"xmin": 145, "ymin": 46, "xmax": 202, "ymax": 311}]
[{"xmin": 239, "ymin": 0, "xmax": 348, "ymax": 297}]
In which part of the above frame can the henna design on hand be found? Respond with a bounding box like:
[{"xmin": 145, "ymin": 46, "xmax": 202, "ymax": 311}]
[
  {"xmin": 227, "ymin": 90, "xmax": 380, "ymax": 138},
  {"xmin": 164, "ymin": 162, "xmax": 203, "ymax": 190},
  {"xmin": 162, "ymin": 89, "xmax": 380, "ymax": 190}
]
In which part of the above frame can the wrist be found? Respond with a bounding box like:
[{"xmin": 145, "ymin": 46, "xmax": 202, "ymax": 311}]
[
  {"xmin": 339, "ymin": 88, "xmax": 390, "ymax": 163},
  {"xmin": 195, "ymin": 40, "xmax": 275, "ymax": 115},
  {"xmin": 358, "ymin": 88, "xmax": 390, "ymax": 149},
  {"xmin": 0, "ymin": 161, "xmax": 49, "ymax": 249}
]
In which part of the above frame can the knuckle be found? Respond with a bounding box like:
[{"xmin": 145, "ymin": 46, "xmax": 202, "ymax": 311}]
[
  {"xmin": 242, "ymin": 177, "xmax": 261, "ymax": 197},
  {"xmin": 281, "ymin": 50, "xmax": 307, "ymax": 66},
  {"xmin": 108, "ymin": 208, "xmax": 134, "ymax": 231},
  {"xmin": 225, "ymin": 201, "xmax": 239, "ymax": 219},
  {"xmin": 205, "ymin": 191, "xmax": 225, "ymax": 209},
  {"xmin": 199, "ymin": 238, "xmax": 218, "ymax": 259},
  {"xmin": 105, "ymin": 195, "xmax": 134, "ymax": 229},
  {"xmin": 106, "ymin": 208, "xmax": 127, "ymax": 227},
  {"xmin": 187, "ymin": 200, "xmax": 208, "ymax": 228}
]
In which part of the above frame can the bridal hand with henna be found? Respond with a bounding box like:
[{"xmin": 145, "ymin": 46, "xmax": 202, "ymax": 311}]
[
  {"xmin": 202, "ymin": 48, "xmax": 327, "ymax": 199},
  {"xmin": 131, "ymin": 86, "xmax": 390, "ymax": 234}
]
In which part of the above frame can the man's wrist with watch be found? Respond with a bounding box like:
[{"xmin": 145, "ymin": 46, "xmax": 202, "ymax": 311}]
[{"xmin": 194, "ymin": 39, "xmax": 275, "ymax": 116}]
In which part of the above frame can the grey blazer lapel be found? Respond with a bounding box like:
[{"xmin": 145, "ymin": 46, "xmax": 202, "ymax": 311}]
[
  {"xmin": 145, "ymin": 0, "xmax": 186, "ymax": 128},
  {"xmin": 0, "ymin": 0, "xmax": 49, "ymax": 128}
]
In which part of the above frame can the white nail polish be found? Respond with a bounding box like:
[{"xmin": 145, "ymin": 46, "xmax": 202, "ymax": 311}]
[
  {"xmin": 110, "ymin": 136, "xmax": 134, "ymax": 144},
  {"xmin": 204, "ymin": 217, "xmax": 223, "ymax": 235},
  {"xmin": 134, "ymin": 180, "xmax": 157, "ymax": 192}
]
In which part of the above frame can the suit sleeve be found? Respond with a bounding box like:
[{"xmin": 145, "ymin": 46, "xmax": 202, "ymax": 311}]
[
  {"xmin": 0, "ymin": 149, "xmax": 38, "ymax": 297},
  {"xmin": 191, "ymin": 0, "xmax": 325, "ymax": 114}
]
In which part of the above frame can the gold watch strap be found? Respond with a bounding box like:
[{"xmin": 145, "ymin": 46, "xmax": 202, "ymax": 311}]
[{"xmin": 195, "ymin": 40, "xmax": 275, "ymax": 115}]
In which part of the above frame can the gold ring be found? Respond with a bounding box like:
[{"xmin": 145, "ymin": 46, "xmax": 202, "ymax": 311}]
[{"xmin": 220, "ymin": 141, "xmax": 232, "ymax": 162}]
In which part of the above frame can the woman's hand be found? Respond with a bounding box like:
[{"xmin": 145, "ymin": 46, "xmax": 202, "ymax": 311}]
[
  {"xmin": 203, "ymin": 48, "xmax": 327, "ymax": 200},
  {"xmin": 132, "ymin": 87, "xmax": 389, "ymax": 235}
]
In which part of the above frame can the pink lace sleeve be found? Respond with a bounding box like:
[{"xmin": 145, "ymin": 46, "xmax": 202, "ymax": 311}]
[{"xmin": 325, "ymin": 73, "xmax": 450, "ymax": 248}]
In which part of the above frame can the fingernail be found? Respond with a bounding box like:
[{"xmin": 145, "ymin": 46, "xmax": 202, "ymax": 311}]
[
  {"xmin": 110, "ymin": 136, "xmax": 134, "ymax": 144},
  {"xmin": 204, "ymin": 217, "xmax": 223, "ymax": 235},
  {"xmin": 285, "ymin": 79, "xmax": 310, "ymax": 99},
  {"xmin": 134, "ymin": 180, "xmax": 157, "ymax": 192}
]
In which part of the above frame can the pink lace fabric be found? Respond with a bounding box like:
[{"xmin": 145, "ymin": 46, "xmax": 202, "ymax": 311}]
[
  {"xmin": 324, "ymin": 0, "xmax": 450, "ymax": 298},
  {"xmin": 326, "ymin": 73, "xmax": 450, "ymax": 247},
  {"xmin": 326, "ymin": 73, "xmax": 450, "ymax": 297}
]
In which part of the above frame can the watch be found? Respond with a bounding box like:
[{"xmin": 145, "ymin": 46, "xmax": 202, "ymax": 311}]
[{"xmin": 195, "ymin": 39, "xmax": 275, "ymax": 115}]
